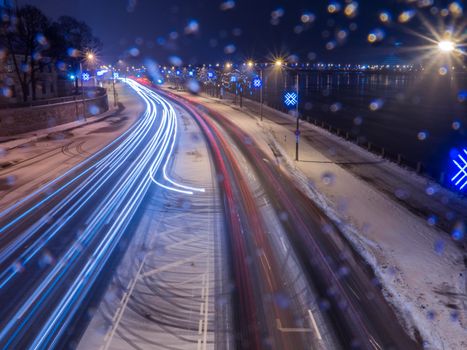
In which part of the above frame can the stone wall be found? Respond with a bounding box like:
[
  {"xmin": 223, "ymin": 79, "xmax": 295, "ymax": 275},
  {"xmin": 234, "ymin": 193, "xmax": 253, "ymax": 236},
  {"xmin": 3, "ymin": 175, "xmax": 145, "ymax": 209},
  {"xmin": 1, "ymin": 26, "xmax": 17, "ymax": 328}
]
[{"xmin": 0, "ymin": 88, "xmax": 109, "ymax": 137}]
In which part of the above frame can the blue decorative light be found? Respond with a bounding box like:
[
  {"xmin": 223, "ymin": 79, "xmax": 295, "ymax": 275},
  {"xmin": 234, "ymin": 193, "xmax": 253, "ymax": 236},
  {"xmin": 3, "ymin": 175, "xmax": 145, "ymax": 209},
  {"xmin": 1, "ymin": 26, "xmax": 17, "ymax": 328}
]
[
  {"xmin": 82, "ymin": 72, "xmax": 90, "ymax": 81},
  {"xmin": 284, "ymin": 91, "xmax": 298, "ymax": 107},
  {"xmin": 113, "ymin": 72, "xmax": 119, "ymax": 79},
  {"xmin": 207, "ymin": 71, "xmax": 214, "ymax": 79},
  {"xmin": 451, "ymin": 148, "xmax": 467, "ymax": 190},
  {"xmin": 230, "ymin": 75, "xmax": 237, "ymax": 83},
  {"xmin": 252, "ymin": 77, "xmax": 262, "ymax": 88},
  {"xmin": 188, "ymin": 71, "xmax": 194, "ymax": 77}
]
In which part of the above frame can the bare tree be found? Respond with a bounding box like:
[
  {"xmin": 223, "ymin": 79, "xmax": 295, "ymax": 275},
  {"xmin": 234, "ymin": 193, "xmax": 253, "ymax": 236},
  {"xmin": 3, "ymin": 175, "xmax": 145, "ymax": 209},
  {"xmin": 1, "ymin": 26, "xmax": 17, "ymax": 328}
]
[
  {"xmin": 51, "ymin": 16, "xmax": 102, "ymax": 92},
  {"xmin": 1, "ymin": 5, "xmax": 50, "ymax": 102},
  {"xmin": 1, "ymin": 6, "xmax": 102, "ymax": 101}
]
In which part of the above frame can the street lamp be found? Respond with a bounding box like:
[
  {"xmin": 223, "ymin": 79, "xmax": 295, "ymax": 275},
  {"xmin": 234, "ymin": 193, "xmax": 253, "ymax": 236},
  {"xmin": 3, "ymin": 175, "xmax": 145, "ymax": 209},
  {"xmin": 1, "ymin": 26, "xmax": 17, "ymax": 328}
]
[
  {"xmin": 276, "ymin": 58, "xmax": 300, "ymax": 161},
  {"xmin": 438, "ymin": 40, "xmax": 455, "ymax": 53},
  {"xmin": 110, "ymin": 66, "xmax": 119, "ymax": 108},
  {"xmin": 259, "ymin": 68, "xmax": 264, "ymax": 120},
  {"xmin": 79, "ymin": 50, "xmax": 98, "ymax": 120},
  {"xmin": 294, "ymin": 72, "xmax": 300, "ymax": 161},
  {"xmin": 249, "ymin": 62, "xmax": 265, "ymax": 121}
]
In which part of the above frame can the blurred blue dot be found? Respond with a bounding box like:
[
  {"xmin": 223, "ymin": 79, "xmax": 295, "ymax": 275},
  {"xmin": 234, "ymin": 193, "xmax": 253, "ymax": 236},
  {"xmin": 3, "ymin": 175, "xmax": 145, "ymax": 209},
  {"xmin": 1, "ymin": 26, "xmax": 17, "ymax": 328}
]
[
  {"xmin": 427, "ymin": 215, "xmax": 437, "ymax": 226},
  {"xmin": 433, "ymin": 239, "xmax": 445, "ymax": 255},
  {"xmin": 451, "ymin": 229, "xmax": 464, "ymax": 241},
  {"xmin": 450, "ymin": 310, "xmax": 459, "ymax": 322}
]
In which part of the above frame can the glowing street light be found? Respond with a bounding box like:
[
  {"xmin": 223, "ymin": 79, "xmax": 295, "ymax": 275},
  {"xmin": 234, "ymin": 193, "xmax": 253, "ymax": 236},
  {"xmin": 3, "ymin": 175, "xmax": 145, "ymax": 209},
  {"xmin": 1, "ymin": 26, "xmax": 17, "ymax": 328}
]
[
  {"xmin": 247, "ymin": 60, "xmax": 254, "ymax": 68},
  {"xmin": 275, "ymin": 59, "xmax": 283, "ymax": 67},
  {"xmin": 438, "ymin": 40, "xmax": 455, "ymax": 53}
]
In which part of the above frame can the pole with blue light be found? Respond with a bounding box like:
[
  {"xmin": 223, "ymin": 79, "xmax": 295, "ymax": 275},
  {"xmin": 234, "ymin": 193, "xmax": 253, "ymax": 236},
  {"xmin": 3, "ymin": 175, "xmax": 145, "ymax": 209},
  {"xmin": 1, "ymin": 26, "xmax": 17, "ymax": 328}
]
[
  {"xmin": 260, "ymin": 68, "xmax": 263, "ymax": 120},
  {"xmin": 284, "ymin": 90, "xmax": 299, "ymax": 159},
  {"xmin": 252, "ymin": 73, "xmax": 263, "ymax": 121},
  {"xmin": 80, "ymin": 62, "xmax": 86, "ymax": 121},
  {"xmin": 295, "ymin": 72, "xmax": 300, "ymax": 161},
  {"xmin": 112, "ymin": 69, "xmax": 118, "ymax": 108}
]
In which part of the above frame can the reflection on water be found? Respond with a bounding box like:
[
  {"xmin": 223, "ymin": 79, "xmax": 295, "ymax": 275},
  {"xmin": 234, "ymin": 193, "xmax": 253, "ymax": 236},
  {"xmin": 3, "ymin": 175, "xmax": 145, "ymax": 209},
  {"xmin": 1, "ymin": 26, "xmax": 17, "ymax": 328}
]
[{"xmin": 258, "ymin": 71, "xmax": 467, "ymax": 182}]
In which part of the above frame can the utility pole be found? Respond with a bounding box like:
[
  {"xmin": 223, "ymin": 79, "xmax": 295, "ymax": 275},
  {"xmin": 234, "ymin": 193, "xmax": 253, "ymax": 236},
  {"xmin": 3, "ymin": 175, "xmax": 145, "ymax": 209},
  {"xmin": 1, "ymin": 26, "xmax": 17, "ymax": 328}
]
[
  {"xmin": 80, "ymin": 62, "xmax": 86, "ymax": 121},
  {"xmin": 111, "ymin": 68, "xmax": 118, "ymax": 107},
  {"xmin": 260, "ymin": 69, "xmax": 263, "ymax": 121},
  {"xmin": 295, "ymin": 72, "xmax": 300, "ymax": 161},
  {"xmin": 239, "ymin": 81, "xmax": 243, "ymax": 108}
]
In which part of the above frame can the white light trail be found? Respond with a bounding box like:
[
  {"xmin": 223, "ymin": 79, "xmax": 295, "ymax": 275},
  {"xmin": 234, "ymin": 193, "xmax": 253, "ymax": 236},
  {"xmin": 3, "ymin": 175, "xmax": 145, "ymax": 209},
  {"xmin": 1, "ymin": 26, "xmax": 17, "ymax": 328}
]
[{"xmin": 0, "ymin": 79, "xmax": 204, "ymax": 348}]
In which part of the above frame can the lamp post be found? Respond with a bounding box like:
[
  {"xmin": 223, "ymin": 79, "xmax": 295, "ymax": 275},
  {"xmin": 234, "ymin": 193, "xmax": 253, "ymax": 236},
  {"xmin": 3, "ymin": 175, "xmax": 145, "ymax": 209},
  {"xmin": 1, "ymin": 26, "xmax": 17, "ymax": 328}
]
[
  {"xmin": 80, "ymin": 61, "xmax": 86, "ymax": 121},
  {"xmin": 277, "ymin": 58, "xmax": 300, "ymax": 161},
  {"xmin": 79, "ymin": 52, "xmax": 96, "ymax": 120},
  {"xmin": 111, "ymin": 68, "xmax": 118, "ymax": 108},
  {"xmin": 260, "ymin": 68, "xmax": 263, "ymax": 120},
  {"xmin": 295, "ymin": 72, "xmax": 300, "ymax": 161},
  {"xmin": 86, "ymin": 53, "xmax": 96, "ymax": 86},
  {"xmin": 251, "ymin": 64, "xmax": 264, "ymax": 121}
]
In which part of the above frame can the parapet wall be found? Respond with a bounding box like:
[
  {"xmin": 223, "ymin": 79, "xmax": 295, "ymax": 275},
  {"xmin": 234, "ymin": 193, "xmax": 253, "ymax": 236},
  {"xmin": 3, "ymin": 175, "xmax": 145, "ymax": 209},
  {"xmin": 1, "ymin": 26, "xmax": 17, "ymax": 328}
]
[{"xmin": 0, "ymin": 88, "xmax": 109, "ymax": 137}]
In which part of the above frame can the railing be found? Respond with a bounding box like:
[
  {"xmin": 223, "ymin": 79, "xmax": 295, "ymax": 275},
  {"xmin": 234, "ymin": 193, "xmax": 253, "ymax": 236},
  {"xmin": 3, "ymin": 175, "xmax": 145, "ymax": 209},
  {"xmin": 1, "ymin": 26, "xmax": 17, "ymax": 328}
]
[
  {"xmin": 0, "ymin": 87, "xmax": 107, "ymax": 109},
  {"xmin": 0, "ymin": 88, "xmax": 109, "ymax": 137},
  {"xmin": 215, "ymin": 89, "xmax": 452, "ymax": 188}
]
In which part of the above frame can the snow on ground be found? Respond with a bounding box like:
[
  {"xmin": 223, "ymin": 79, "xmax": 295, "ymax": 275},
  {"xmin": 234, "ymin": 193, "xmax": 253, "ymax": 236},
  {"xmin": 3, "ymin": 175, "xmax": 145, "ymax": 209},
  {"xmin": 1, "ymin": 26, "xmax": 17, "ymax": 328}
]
[
  {"xmin": 0, "ymin": 83, "xmax": 145, "ymax": 211},
  {"xmin": 169, "ymin": 88, "xmax": 467, "ymax": 350}
]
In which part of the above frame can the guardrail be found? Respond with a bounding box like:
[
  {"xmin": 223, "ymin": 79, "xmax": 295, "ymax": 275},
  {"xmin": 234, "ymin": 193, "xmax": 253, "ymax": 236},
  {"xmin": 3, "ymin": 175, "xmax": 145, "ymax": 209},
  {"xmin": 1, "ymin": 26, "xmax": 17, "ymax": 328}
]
[{"xmin": 209, "ymin": 87, "xmax": 451, "ymax": 189}]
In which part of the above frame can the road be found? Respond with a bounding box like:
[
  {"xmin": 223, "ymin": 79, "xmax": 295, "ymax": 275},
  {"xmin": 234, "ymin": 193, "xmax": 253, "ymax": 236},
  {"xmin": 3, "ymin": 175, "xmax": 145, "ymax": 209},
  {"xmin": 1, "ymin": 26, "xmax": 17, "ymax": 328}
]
[
  {"xmin": 0, "ymin": 83, "xmax": 144, "ymax": 211},
  {"xmin": 0, "ymin": 80, "xmax": 205, "ymax": 349},
  {"xmin": 78, "ymin": 95, "xmax": 232, "ymax": 350},
  {"xmin": 79, "ymin": 81, "xmax": 329, "ymax": 350},
  {"xmin": 161, "ymin": 87, "xmax": 421, "ymax": 350},
  {"xmin": 0, "ymin": 79, "xmax": 422, "ymax": 349}
]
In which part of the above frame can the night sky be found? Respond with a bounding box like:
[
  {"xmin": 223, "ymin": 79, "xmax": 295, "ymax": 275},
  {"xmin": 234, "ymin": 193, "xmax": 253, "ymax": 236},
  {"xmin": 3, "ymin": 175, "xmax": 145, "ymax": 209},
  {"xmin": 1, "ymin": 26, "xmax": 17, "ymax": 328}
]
[{"xmin": 24, "ymin": 0, "xmax": 464, "ymax": 65}]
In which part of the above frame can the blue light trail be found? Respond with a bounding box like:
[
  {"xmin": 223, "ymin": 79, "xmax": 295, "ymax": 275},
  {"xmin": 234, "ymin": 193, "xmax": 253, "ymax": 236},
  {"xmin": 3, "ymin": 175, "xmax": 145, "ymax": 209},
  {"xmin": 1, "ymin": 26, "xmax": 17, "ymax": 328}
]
[{"xmin": 0, "ymin": 79, "xmax": 203, "ymax": 348}]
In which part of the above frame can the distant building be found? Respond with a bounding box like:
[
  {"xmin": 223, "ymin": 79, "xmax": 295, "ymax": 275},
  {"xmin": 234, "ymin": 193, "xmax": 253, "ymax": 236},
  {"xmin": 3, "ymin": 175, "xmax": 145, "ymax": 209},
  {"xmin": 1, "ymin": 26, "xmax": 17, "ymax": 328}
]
[
  {"xmin": 382, "ymin": 54, "xmax": 404, "ymax": 66},
  {"xmin": 0, "ymin": 55, "xmax": 60, "ymax": 105}
]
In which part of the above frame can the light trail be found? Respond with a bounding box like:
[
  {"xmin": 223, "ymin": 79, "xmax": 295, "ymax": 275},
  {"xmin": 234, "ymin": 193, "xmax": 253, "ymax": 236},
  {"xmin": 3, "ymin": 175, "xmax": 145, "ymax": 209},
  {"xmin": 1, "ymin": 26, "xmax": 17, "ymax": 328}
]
[
  {"xmin": 142, "ymin": 85, "xmax": 205, "ymax": 195},
  {"xmin": 0, "ymin": 79, "xmax": 201, "ymax": 349}
]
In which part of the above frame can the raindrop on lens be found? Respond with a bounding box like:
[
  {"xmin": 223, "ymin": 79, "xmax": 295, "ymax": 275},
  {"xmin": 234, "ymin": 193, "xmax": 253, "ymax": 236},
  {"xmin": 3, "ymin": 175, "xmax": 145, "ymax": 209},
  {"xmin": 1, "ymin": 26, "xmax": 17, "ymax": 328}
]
[
  {"xmin": 353, "ymin": 116, "xmax": 363, "ymax": 125},
  {"xmin": 417, "ymin": 131, "xmax": 428, "ymax": 141},
  {"xmin": 433, "ymin": 239, "xmax": 445, "ymax": 255},
  {"xmin": 321, "ymin": 172, "xmax": 335, "ymax": 186}
]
